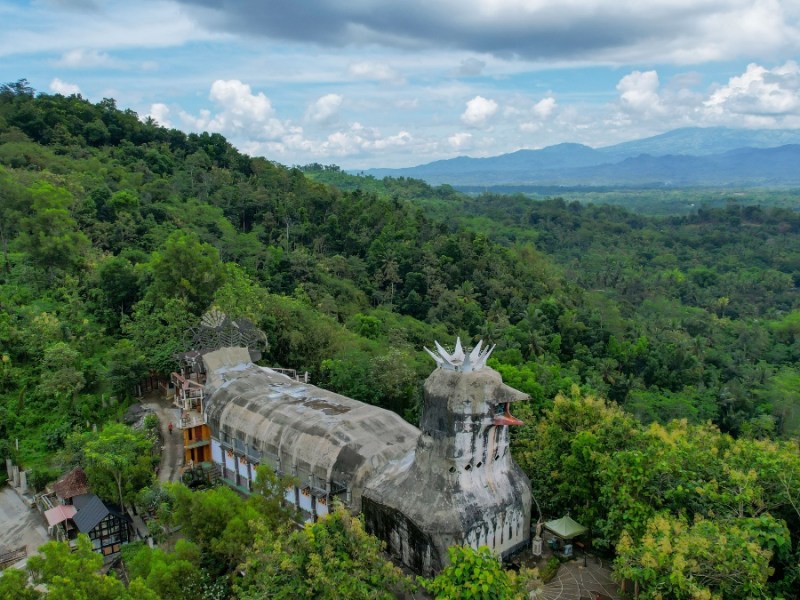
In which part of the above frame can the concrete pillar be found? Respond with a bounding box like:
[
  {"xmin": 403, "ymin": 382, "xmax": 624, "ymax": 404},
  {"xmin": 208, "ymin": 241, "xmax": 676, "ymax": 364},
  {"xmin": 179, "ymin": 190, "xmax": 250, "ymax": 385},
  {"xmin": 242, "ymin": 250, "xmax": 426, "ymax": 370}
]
[
  {"xmin": 5, "ymin": 458, "xmax": 12, "ymax": 481},
  {"xmin": 12, "ymin": 465, "xmax": 20, "ymax": 487},
  {"xmin": 19, "ymin": 470, "xmax": 28, "ymax": 494}
]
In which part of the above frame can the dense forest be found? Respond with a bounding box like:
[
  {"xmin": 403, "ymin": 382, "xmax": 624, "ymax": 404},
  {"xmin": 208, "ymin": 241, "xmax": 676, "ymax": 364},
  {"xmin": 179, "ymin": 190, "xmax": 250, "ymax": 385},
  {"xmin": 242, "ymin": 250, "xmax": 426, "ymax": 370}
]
[{"xmin": 1, "ymin": 81, "xmax": 799, "ymax": 598}]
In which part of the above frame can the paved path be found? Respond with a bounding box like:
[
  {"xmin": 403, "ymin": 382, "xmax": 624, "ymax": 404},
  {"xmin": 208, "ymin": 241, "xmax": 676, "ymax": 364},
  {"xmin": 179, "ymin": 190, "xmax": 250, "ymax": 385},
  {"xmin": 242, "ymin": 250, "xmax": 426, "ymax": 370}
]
[
  {"xmin": 534, "ymin": 558, "xmax": 620, "ymax": 600},
  {"xmin": 0, "ymin": 486, "xmax": 49, "ymax": 569},
  {"xmin": 140, "ymin": 392, "xmax": 183, "ymax": 483}
]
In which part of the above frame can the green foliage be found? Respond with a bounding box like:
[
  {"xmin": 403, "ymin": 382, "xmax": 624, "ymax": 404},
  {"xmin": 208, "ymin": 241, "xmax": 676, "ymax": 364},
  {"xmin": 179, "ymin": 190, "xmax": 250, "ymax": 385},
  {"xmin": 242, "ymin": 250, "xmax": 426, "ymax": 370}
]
[
  {"xmin": 513, "ymin": 390, "xmax": 642, "ymax": 530},
  {"xmin": 538, "ymin": 556, "xmax": 560, "ymax": 584},
  {"xmin": 420, "ymin": 545, "xmax": 525, "ymax": 600},
  {"xmin": 614, "ymin": 513, "xmax": 778, "ymax": 599},
  {"xmin": 22, "ymin": 534, "xmax": 145, "ymax": 600},
  {"xmin": 123, "ymin": 540, "xmax": 227, "ymax": 600},
  {"xmin": 235, "ymin": 504, "xmax": 414, "ymax": 600},
  {"xmin": 80, "ymin": 422, "xmax": 154, "ymax": 511},
  {"xmin": 0, "ymin": 565, "xmax": 41, "ymax": 600},
  {"xmin": 104, "ymin": 339, "xmax": 148, "ymax": 400},
  {"xmin": 3, "ymin": 83, "xmax": 800, "ymax": 595},
  {"xmin": 15, "ymin": 181, "xmax": 90, "ymax": 273},
  {"xmin": 168, "ymin": 464, "xmax": 296, "ymax": 571},
  {"xmin": 512, "ymin": 390, "xmax": 800, "ymax": 596},
  {"xmin": 143, "ymin": 230, "xmax": 225, "ymax": 314}
]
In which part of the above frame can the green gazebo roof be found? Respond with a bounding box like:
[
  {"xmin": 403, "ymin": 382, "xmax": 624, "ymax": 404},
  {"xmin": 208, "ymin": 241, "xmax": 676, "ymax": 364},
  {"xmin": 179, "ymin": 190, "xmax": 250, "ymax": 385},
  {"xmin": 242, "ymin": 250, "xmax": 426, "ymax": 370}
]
[{"xmin": 543, "ymin": 515, "xmax": 588, "ymax": 540}]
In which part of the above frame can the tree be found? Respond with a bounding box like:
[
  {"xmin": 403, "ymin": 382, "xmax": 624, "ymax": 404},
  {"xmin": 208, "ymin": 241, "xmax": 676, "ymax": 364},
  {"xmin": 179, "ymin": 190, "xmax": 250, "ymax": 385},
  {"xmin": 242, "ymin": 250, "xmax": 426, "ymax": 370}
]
[
  {"xmin": 168, "ymin": 466, "xmax": 296, "ymax": 572},
  {"xmin": 105, "ymin": 339, "xmax": 148, "ymax": 400},
  {"xmin": 15, "ymin": 181, "xmax": 89, "ymax": 273},
  {"xmin": 123, "ymin": 540, "xmax": 227, "ymax": 600},
  {"xmin": 82, "ymin": 423, "xmax": 154, "ymax": 512},
  {"xmin": 35, "ymin": 341, "xmax": 85, "ymax": 402},
  {"xmin": 512, "ymin": 390, "xmax": 643, "ymax": 541},
  {"xmin": 420, "ymin": 545, "xmax": 529, "ymax": 600},
  {"xmin": 123, "ymin": 297, "xmax": 196, "ymax": 374},
  {"xmin": 144, "ymin": 230, "xmax": 225, "ymax": 314},
  {"xmin": 235, "ymin": 503, "xmax": 414, "ymax": 600},
  {"xmin": 0, "ymin": 567, "xmax": 41, "ymax": 600},
  {"xmin": 24, "ymin": 534, "xmax": 155, "ymax": 600},
  {"xmin": 614, "ymin": 513, "xmax": 780, "ymax": 599}
]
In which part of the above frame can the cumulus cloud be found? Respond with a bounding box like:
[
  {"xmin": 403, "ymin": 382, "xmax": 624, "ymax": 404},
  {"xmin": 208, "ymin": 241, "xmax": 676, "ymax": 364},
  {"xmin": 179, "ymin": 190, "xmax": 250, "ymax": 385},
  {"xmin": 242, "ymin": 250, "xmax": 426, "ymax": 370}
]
[
  {"xmin": 462, "ymin": 95, "xmax": 498, "ymax": 127},
  {"xmin": 174, "ymin": 80, "xmax": 416, "ymax": 163},
  {"xmin": 617, "ymin": 70, "xmax": 665, "ymax": 116},
  {"xmin": 49, "ymin": 78, "xmax": 81, "ymax": 95},
  {"xmin": 176, "ymin": 0, "xmax": 800, "ymax": 65},
  {"xmin": 306, "ymin": 93, "xmax": 343, "ymax": 123},
  {"xmin": 532, "ymin": 96, "xmax": 557, "ymax": 119},
  {"xmin": 55, "ymin": 48, "xmax": 120, "ymax": 68},
  {"xmin": 705, "ymin": 61, "xmax": 800, "ymax": 118},
  {"xmin": 448, "ymin": 132, "xmax": 473, "ymax": 150},
  {"xmin": 148, "ymin": 102, "xmax": 172, "ymax": 127},
  {"xmin": 323, "ymin": 123, "xmax": 412, "ymax": 154},
  {"xmin": 177, "ymin": 80, "xmax": 293, "ymax": 142}
]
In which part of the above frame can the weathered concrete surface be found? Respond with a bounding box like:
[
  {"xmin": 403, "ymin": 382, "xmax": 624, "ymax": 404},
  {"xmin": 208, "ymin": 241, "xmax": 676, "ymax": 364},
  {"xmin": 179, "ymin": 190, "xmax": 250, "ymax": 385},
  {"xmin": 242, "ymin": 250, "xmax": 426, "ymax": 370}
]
[
  {"xmin": 203, "ymin": 348, "xmax": 419, "ymax": 511},
  {"xmin": 0, "ymin": 485, "xmax": 49, "ymax": 569},
  {"xmin": 363, "ymin": 367, "xmax": 532, "ymax": 575},
  {"xmin": 203, "ymin": 346, "xmax": 532, "ymax": 575}
]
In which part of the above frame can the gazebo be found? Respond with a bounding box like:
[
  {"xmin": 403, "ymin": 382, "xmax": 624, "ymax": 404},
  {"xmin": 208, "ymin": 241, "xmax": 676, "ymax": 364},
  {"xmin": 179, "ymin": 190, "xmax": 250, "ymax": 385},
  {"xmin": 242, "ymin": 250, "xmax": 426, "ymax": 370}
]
[
  {"xmin": 543, "ymin": 515, "xmax": 588, "ymax": 557},
  {"xmin": 543, "ymin": 515, "xmax": 588, "ymax": 540}
]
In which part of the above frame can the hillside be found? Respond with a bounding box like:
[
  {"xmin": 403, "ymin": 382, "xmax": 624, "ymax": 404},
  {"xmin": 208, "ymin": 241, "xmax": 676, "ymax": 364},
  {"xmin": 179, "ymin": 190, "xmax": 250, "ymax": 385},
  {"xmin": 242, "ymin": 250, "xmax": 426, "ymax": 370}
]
[{"xmin": 3, "ymin": 84, "xmax": 800, "ymax": 599}]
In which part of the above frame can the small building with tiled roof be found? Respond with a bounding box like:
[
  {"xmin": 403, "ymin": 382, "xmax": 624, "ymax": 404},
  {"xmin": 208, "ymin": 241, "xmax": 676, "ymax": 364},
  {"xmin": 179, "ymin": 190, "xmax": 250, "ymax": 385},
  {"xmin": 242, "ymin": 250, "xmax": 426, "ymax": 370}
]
[{"xmin": 51, "ymin": 466, "xmax": 89, "ymax": 504}]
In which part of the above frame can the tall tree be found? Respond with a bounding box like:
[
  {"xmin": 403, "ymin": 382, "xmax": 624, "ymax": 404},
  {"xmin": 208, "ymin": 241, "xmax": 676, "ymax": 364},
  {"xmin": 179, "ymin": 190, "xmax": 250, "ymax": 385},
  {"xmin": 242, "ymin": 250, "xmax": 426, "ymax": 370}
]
[{"xmin": 82, "ymin": 423, "xmax": 153, "ymax": 512}]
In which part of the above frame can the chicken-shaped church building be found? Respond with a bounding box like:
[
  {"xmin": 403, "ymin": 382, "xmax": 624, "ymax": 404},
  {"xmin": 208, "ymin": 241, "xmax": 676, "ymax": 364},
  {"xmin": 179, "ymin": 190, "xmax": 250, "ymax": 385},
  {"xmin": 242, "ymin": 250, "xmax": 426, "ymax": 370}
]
[{"xmin": 190, "ymin": 340, "xmax": 531, "ymax": 574}]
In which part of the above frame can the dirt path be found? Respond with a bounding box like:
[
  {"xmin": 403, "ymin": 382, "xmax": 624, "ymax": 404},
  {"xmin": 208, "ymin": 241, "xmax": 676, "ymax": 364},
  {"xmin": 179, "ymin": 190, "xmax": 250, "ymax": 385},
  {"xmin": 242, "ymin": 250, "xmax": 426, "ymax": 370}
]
[{"xmin": 140, "ymin": 392, "xmax": 183, "ymax": 483}]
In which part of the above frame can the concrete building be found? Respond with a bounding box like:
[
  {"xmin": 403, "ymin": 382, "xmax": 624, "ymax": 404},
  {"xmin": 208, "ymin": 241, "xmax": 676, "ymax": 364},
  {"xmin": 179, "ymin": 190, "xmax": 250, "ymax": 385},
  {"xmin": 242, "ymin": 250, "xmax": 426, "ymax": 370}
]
[{"xmin": 197, "ymin": 341, "xmax": 531, "ymax": 573}]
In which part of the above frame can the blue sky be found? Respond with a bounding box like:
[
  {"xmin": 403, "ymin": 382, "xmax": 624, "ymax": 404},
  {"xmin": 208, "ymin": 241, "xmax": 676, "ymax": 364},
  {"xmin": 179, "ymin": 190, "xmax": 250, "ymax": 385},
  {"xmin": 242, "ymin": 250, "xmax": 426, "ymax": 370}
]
[{"xmin": 2, "ymin": 0, "xmax": 799, "ymax": 168}]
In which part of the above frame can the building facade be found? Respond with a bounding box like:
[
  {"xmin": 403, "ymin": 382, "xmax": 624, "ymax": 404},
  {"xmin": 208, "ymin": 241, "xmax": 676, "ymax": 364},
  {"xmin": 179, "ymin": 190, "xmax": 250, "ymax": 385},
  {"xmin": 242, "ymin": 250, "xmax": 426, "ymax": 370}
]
[{"xmin": 197, "ymin": 343, "xmax": 531, "ymax": 573}]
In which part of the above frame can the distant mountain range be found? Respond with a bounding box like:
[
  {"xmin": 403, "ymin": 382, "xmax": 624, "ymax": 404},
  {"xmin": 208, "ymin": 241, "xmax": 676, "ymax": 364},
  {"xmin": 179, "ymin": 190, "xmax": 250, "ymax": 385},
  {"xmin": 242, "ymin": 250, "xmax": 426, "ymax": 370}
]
[{"xmin": 361, "ymin": 128, "xmax": 800, "ymax": 187}]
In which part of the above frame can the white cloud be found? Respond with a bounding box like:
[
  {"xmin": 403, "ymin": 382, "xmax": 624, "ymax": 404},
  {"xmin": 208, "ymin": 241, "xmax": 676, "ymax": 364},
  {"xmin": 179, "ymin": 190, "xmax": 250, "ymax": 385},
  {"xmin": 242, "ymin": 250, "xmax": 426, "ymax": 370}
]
[
  {"xmin": 306, "ymin": 93, "xmax": 343, "ymax": 123},
  {"xmin": 532, "ymin": 96, "xmax": 557, "ymax": 119},
  {"xmin": 49, "ymin": 78, "xmax": 81, "ymax": 95},
  {"xmin": 320, "ymin": 122, "xmax": 412, "ymax": 156},
  {"xmin": 177, "ymin": 80, "xmax": 292, "ymax": 142},
  {"xmin": 347, "ymin": 61, "xmax": 404, "ymax": 83},
  {"xmin": 461, "ymin": 95, "xmax": 498, "ymax": 127},
  {"xmin": 148, "ymin": 102, "xmax": 172, "ymax": 127},
  {"xmin": 55, "ymin": 48, "xmax": 120, "ymax": 69},
  {"xmin": 617, "ymin": 70, "xmax": 665, "ymax": 116},
  {"xmin": 705, "ymin": 61, "xmax": 800, "ymax": 117},
  {"xmin": 448, "ymin": 132, "xmax": 473, "ymax": 150}
]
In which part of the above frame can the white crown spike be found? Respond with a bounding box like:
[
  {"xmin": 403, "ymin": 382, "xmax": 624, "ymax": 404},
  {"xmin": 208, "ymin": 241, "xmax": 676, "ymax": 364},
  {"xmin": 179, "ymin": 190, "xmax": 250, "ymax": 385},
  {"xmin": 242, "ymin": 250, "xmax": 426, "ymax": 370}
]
[
  {"xmin": 453, "ymin": 338, "xmax": 465, "ymax": 363},
  {"xmin": 424, "ymin": 338, "xmax": 494, "ymax": 372}
]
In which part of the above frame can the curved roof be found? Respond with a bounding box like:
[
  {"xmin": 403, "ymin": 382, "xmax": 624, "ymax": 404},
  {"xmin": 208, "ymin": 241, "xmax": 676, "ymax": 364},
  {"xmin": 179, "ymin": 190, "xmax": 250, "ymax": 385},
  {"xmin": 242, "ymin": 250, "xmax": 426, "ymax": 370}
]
[{"xmin": 203, "ymin": 349, "xmax": 419, "ymax": 502}]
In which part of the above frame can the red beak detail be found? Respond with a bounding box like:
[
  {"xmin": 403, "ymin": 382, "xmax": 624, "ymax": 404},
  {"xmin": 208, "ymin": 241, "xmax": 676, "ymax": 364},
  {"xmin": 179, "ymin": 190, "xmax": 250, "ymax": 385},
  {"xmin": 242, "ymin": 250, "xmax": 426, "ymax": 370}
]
[{"xmin": 493, "ymin": 404, "xmax": 523, "ymax": 426}]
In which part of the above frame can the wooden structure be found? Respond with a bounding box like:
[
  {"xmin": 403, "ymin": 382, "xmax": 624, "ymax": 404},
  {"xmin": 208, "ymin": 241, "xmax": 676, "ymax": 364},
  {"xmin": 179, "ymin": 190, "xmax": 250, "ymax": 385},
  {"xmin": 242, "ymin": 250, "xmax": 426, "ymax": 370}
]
[
  {"xmin": 0, "ymin": 546, "xmax": 27, "ymax": 569},
  {"xmin": 171, "ymin": 371, "xmax": 212, "ymax": 465},
  {"xmin": 72, "ymin": 494, "xmax": 131, "ymax": 559}
]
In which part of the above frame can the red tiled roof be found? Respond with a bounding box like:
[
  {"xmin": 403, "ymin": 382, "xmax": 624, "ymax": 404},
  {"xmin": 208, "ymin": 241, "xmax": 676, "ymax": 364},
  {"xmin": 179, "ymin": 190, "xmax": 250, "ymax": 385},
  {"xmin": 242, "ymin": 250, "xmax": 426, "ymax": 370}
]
[{"xmin": 52, "ymin": 467, "xmax": 90, "ymax": 500}]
